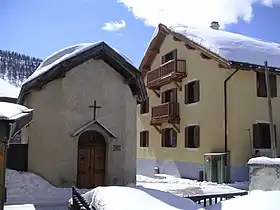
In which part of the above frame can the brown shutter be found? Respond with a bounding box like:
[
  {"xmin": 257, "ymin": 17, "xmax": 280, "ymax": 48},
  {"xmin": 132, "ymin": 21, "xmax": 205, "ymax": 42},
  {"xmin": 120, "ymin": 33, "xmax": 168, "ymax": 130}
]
[
  {"xmin": 140, "ymin": 132, "xmax": 143, "ymax": 147},
  {"xmin": 161, "ymin": 91, "xmax": 166, "ymax": 103},
  {"xmin": 270, "ymin": 74, "xmax": 277, "ymax": 97},
  {"xmin": 185, "ymin": 127, "xmax": 188, "ymax": 148},
  {"xmin": 184, "ymin": 84, "xmax": 188, "ymax": 104},
  {"xmin": 161, "ymin": 129, "xmax": 165, "ymax": 147},
  {"xmin": 172, "ymin": 88, "xmax": 177, "ymax": 102},
  {"xmin": 145, "ymin": 131, "xmax": 149, "ymax": 147},
  {"xmin": 194, "ymin": 126, "xmax": 200, "ymax": 148},
  {"xmin": 172, "ymin": 49, "xmax": 177, "ymax": 60},
  {"xmin": 257, "ymin": 72, "xmax": 267, "ymax": 97},
  {"xmin": 146, "ymin": 98, "xmax": 149, "ymax": 113},
  {"xmin": 161, "ymin": 55, "xmax": 165, "ymax": 64},
  {"xmin": 172, "ymin": 129, "xmax": 177, "ymax": 147},
  {"xmin": 274, "ymin": 124, "xmax": 277, "ymax": 147},
  {"xmin": 253, "ymin": 124, "xmax": 261, "ymax": 148},
  {"xmin": 194, "ymin": 80, "xmax": 200, "ymax": 102}
]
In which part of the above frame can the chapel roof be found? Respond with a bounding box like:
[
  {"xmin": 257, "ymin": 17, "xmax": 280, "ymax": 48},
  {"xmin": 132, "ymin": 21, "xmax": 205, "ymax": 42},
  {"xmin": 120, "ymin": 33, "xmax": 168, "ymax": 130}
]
[
  {"xmin": 18, "ymin": 41, "xmax": 147, "ymax": 104},
  {"xmin": 140, "ymin": 23, "xmax": 280, "ymax": 73}
]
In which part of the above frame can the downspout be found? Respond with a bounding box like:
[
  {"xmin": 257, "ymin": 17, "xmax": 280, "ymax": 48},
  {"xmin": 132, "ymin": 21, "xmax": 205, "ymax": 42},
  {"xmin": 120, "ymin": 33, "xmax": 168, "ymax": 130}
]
[{"xmin": 224, "ymin": 68, "xmax": 239, "ymax": 153}]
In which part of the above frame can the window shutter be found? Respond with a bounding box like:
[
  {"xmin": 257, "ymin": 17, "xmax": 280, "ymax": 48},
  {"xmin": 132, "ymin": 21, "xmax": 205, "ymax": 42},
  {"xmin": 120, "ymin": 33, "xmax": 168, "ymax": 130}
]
[
  {"xmin": 194, "ymin": 80, "xmax": 200, "ymax": 102},
  {"xmin": 194, "ymin": 126, "xmax": 200, "ymax": 148},
  {"xmin": 270, "ymin": 74, "xmax": 277, "ymax": 97},
  {"xmin": 161, "ymin": 129, "xmax": 165, "ymax": 147},
  {"xmin": 140, "ymin": 132, "xmax": 143, "ymax": 147},
  {"xmin": 145, "ymin": 131, "xmax": 149, "ymax": 147},
  {"xmin": 146, "ymin": 98, "xmax": 149, "ymax": 113},
  {"xmin": 253, "ymin": 124, "xmax": 261, "ymax": 148},
  {"xmin": 161, "ymin": 91, "xmax": 166, "ymax": 103},
  {"xmin": 161, "ymin": 55, "xmax": 165, "ymax": 64},
  {"xmin": 172, "ymin": 129, "xmax": 177, "ymax": 147},
  {"xmin": 184, "ymin": 84, "xmax": 188, "ymax": 104},
  {"xmin": 185, "ymin": 127, "xmax": 188, "ymax": 148},
  {"xmin": 172, "ymin": 49, "xmax": 177, "ymax": 60},
  {"xmin": 172, "ymin": 88, "xmax": 177, "ymax": 102},
  {"xmin": 257, "ymin": 72, "xmax": 267, "ymax": 97}
]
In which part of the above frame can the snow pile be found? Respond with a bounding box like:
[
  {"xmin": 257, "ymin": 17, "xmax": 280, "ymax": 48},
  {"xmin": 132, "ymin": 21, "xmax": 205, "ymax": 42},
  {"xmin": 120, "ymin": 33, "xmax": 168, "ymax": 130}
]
[
  {"xmin": 248, "ymin": 156, "xmax": 280, "ymax": 165},
  {"xmin": 0, "ymin": 102, "xmax": 32, "ymax": 120},
  {"xmin": 6, "ymin": 169, "xmax": 88, "ymax": 205},
  {"xmin": 136, "ymin": 174, "xmax": 245, "ymax": 196},
  {"xmin": 170, "ymin": 25, "xmax": 280, "ymax": 68},
  {"xmin": 0, "ymin": 79, "xmax": 20, "ymax": 98},
  {"xmin": 83, "ymin": 185, "xmax": 206, "ymax": 210},
  {"xmin": 206, "ymin": 190, "xmax": 280, "ymax": 210}
]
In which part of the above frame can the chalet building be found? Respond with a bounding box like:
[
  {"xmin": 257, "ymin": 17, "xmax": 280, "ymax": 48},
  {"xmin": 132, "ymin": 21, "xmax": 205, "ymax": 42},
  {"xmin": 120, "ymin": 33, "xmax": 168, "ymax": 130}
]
[{"xmin": 137, "ymin": 22, "xmax": 280, "ymax": 182}]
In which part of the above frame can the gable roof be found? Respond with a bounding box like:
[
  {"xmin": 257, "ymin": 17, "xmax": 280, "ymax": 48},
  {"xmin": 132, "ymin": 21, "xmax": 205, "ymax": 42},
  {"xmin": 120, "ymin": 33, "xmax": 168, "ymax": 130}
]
[
  {"xmin": 71, "ymin": 120, "xmax": 116, "ymax": 138},
  {"xmin": 140, "ymin": 23, "xmax": 280, "ymax": 74},
  {"xmin": 18, "ymin": 41, "xmax": 147, "ymax": 104}
]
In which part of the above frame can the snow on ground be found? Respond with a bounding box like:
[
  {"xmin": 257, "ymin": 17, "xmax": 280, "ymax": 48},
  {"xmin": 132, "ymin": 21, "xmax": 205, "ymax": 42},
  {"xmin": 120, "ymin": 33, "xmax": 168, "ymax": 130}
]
[
  {"xmin": 6, "ymin": 169, "xmax": 89, "ymax": 205},
  {"xmin": 0, "ymin": 102, "xmax": 33, "ymax": 120},
  {"xmin": 169, "ymin": 25, "xmax": 280, "ymax": 68},
  {"xmin": 0, "ymin": 78, "xmax": 20, "ymax": 98},
  {"xmin": 4, "ymin": 204, "xmax": 35, "ymax": 210},
  {"xmin": 206, "ymin": 190, "xmax": 280, "ymax": 210},
  {"xmin": 136, "ymin": 174, "xmax": 247, "ymax": 196},
  {"xmin": 82, "ymin": 185, "xmax": 206, "ymax": 210}
]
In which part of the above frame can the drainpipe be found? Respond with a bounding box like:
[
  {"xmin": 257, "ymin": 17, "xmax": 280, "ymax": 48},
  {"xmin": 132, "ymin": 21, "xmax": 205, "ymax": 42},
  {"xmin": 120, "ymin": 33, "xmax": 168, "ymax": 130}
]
[{"xmin": 224, "ymin": 68, "xmax": 239, "ymax": 153}]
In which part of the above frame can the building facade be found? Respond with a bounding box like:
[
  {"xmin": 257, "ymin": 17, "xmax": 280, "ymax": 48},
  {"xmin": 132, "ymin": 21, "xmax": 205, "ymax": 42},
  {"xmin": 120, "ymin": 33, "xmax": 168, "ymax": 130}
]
[{"xmin": 137, "ymin": 23, "xmax": 280, "ymax": 182}]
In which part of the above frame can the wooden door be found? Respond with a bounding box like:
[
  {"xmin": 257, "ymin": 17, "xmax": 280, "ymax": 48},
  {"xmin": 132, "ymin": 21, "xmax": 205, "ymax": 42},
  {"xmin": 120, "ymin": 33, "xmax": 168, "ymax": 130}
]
[{"xmin": 77, "ymin": 130, "xmax": 106, "ymax": 188}]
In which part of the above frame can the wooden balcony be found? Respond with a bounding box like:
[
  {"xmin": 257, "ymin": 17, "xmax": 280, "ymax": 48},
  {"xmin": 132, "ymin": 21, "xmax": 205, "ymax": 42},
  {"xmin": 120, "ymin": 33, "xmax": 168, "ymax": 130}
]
[
  {"xmin": 150, "ymin": 102, "xmax": 180, "ymax": 125},
  {"xmin": 147, "ymin": 59, "xmax": 187, "ymax": 89}
]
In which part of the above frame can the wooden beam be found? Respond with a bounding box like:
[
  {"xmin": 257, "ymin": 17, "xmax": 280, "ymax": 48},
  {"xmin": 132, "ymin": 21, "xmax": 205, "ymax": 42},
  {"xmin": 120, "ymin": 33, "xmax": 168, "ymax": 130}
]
[
  {"xmin": 173, "ymin": 81, "xmax": 182, "ymax": 91},
  {"xmin": 200, "ymin": 53, "xmax": 211, "ymax": 60},
  {"xmin": 151, "ymin": 48, "xmax": 160, "ymax": 54},
  {"xmin": 172, "ymin": 35, "xmax": 181, "ymax": 42},
  {"xmin": 184, "ymin": 44, "xmax": 195, "ymax": 50},
  {"xmin": 171, "ymin": 123, "xmax": 180, "ymax": 133},
  {"xmin": 152, "ymin": 89, "xmax": 160, "ymax": 97},
  {"xmin": 152, "ymin": 125, "xmax": 161, "ymax": 134}
]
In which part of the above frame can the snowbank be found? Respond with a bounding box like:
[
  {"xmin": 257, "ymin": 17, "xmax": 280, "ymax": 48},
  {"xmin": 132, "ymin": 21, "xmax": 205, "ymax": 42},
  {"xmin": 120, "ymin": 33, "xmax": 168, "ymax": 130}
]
[
  {"xmin": 0, "ymin": 102, "xmax": 32, "ymax": 120},
  {"xmin": 84, "ymin": 186, "xmax": 206, "ymax": 210},
  {"xmin": 4, "ymin": 204, "xmax": 35, "ymax": 210},
  {"xmin": 6, "ymin": 169, "xmax": 88, "ymax": 205},
  {"xmin": 170, "ymin": 25, "xmax": 280, "ymax": 68},
  {"xmin": 0, "ymin": 79, "xmax": 19, "ymax": 98},
  {"xmin": 248, "ymin": 156, "xmax": 280, "ymax": 165},
  {"xmin": 206, "ymin": 190, "xmax": 280, "ymax": 210}
]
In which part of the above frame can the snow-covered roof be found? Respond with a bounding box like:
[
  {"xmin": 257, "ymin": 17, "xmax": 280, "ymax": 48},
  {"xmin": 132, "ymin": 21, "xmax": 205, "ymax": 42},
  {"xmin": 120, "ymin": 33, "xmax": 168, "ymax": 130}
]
[
  {"xmin": 0, "ymin": 102, "xmax": 33, "ymax": 121},
  {"xmin": 171, "ymin": 25, "xmax": 280, "ymax": 68},
  {"xmin": 22, "ymin": 42, "xmax": 102, "ymax": 85},
  {"xmin": 248, "ymin": 156, "xmax": 280, "ymax": 165},
  {"xmin": 0, "ymin": 79, "xmax": 20, "ymax": 98}
]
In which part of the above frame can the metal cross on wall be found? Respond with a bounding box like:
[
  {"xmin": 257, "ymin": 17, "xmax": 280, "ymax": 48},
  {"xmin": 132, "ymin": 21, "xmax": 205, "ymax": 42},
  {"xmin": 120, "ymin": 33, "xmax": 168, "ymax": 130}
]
[{"xmin": 88, "ymin": 100, "xmax": 101, "ymax": 120}]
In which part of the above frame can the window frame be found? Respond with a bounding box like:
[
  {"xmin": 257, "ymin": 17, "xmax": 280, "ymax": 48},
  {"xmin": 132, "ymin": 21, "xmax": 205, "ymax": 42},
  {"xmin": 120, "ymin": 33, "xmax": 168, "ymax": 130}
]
[
  {"xmin": 140, "ymin": 130, "xmax": 149, "ymax": 147},
  {"xmin": 185, "ymin": 125, "xmax": 200, "ymax": 148},
  {"xmin": 185, "ymin": 80, "xmax": 200, "ymax": 104},
  {"xmin": 161, "ymin": 128, "xmax": 177, "ymax": 148}
]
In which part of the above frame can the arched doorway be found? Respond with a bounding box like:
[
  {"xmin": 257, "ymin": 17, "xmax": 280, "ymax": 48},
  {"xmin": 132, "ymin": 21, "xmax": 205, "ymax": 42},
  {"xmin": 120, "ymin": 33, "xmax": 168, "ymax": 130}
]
[{"xmin": 77, "ymin": 130, "xmax": 106, "ymax": 188}]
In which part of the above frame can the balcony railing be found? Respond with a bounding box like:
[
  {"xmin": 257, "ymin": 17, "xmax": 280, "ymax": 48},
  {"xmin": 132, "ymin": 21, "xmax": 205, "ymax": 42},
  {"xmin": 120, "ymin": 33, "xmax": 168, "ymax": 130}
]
[
  {"xmin": 147, "ymin": 59, "xmax": 186, "ymax": 89},
  {"xmin": 151, "ymin": 102, "xmax": 180, "ymax": 125}
]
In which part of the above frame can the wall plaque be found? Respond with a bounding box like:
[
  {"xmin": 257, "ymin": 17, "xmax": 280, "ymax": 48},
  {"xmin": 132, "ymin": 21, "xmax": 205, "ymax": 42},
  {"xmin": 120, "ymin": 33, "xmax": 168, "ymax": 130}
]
[{"xmin": 113, "ymin": 144, "xmax": 121, "ymax": 151}]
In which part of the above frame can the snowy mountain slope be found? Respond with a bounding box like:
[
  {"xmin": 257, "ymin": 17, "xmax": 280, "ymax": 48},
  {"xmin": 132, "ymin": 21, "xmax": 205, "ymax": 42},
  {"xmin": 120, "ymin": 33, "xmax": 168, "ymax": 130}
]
[{"xmin": 0, "ymin": 79, "xmax": 20, "ymax": 98}]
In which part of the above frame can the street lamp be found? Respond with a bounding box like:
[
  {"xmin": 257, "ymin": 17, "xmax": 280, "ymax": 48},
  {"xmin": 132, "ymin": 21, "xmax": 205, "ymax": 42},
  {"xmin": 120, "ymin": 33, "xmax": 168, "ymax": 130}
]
[{"xmin": 0, "ymin": 102, "xmax": 33, "ymax": 210}]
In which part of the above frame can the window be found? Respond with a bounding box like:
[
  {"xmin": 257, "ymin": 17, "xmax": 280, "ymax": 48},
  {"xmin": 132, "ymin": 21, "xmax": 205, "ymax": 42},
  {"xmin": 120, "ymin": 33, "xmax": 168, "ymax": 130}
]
[
  {"xmin": 140, "ymin": 130, "xmax": 149, "ymax": 147},
  {"xmin": 185, "ymin": 80, "xmax": 200, "ymax": 104},
  {"xmin": 161, "ymin": 128, "xmax": 177, "ymax": 148},
  {"xmin": 185, "ymin": 125, "xmax": 200, "ymax": 148},
  {"xmin": 256, "ymin": 72, "xmax": 277, "ymax": 98},
  {"xmin": 253, "ymin": 123, "xmax": 277, "ymax": 149},
  {"xmin": 161, "ymin": 49, "xmax": 177, "ymax": 64},
  {"xmin": 140, "ymin": 98, "xmax": 149, "ymax": 114},
  {"xmin": 162, "ymin": 88, "xmax": 177, "ymax": 103}
]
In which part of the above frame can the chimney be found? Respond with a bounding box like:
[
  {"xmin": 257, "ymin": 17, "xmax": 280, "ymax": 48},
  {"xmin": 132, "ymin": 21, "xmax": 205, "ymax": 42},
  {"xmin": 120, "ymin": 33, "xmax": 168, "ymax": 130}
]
[{"xmin": 210, "ymin": 21, "xmax": 220, "ymax": 30}]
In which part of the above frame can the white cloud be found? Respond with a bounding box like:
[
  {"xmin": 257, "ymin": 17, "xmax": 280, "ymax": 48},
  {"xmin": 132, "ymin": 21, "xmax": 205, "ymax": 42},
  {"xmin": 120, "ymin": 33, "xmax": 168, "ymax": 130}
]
[
  {"xmin": 117, "ymin": 0, "xmax": 280, "ymax": 29},
  {"xmin": 102, "ymin": 20, "xmax": 126, "ymax": 32}
]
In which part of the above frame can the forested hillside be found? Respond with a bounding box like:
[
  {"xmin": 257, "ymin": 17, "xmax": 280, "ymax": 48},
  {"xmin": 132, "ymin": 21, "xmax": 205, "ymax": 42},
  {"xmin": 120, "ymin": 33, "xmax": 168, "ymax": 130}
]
[{"xmin": 0, "ymin": 50, "xmax": 42, "ymax": 87}]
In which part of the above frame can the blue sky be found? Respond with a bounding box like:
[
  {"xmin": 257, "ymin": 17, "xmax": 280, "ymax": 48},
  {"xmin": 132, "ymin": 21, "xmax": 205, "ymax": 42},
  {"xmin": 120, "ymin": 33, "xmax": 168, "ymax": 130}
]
[{"xmin": 1, "ymin": 0, "xmax": 280, "ymax": 67}]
